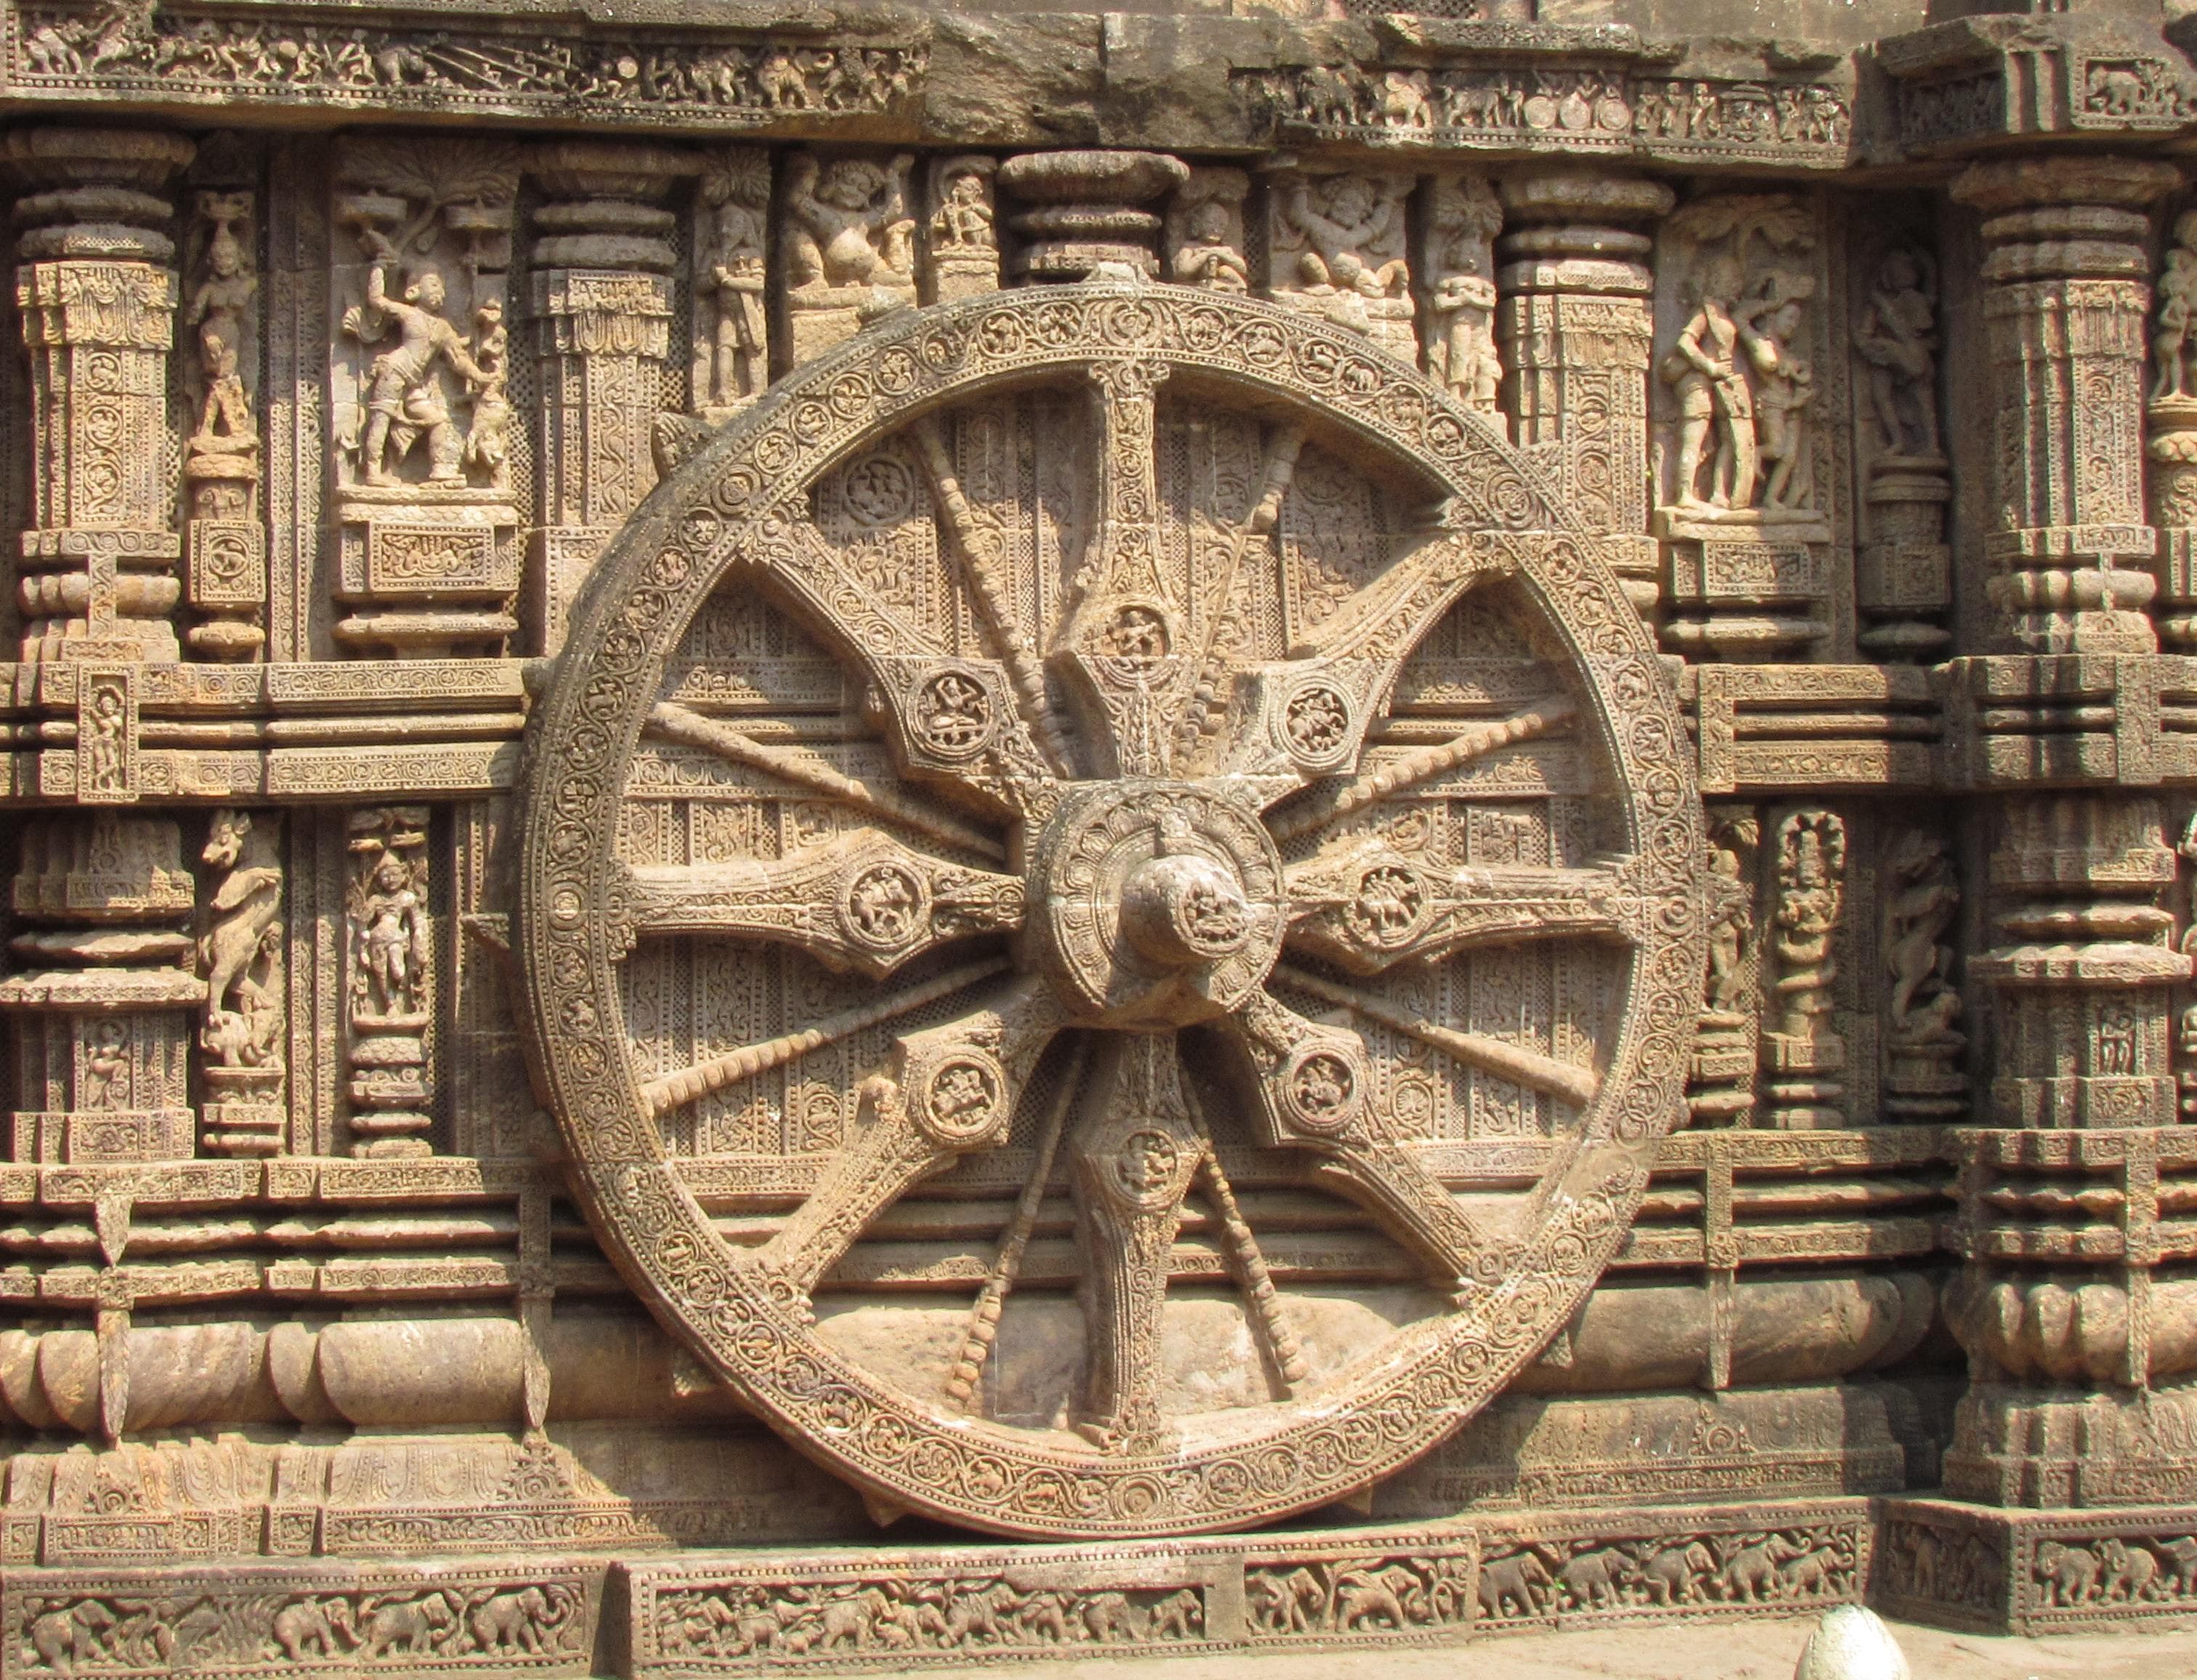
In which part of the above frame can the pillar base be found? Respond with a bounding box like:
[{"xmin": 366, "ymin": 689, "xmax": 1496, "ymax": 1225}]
[{"xmin": 1877, "ymin": 1494, "xmax": 2197, "ymax": 1633}]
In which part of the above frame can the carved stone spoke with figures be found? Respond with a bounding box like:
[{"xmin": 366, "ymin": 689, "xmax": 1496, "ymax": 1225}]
[{"xmin": 522, "ymin": 283, "xmax": 1704, "ymax": 1539}]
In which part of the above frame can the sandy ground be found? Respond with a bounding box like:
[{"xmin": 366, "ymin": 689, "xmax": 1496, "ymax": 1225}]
[{"xmin": 854, "ymin": 1615, "xmax": 2197, "ymax": 1679}]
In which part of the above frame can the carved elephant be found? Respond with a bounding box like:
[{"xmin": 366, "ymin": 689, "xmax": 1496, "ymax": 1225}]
[
  {"xmin": 1332, "ymin": 1570, "xmax": 1407, "ymax": 1632},
  {"xmin": 2035, "ymin": 1541, "xmax": 2103, "ymax": 1607},
  {"xmin": 1478, "ymin": 1551, "xmax": 1554, "ymax": 1620},
  {"xmin": 2095, "ymin": 1538, "xmax": 2161, "ymax": 1604},
  {"xmin": 1009, "ymin": 1591, "xmax": 1073, "ymax": 1644},
  {"xmin": 467, "ymin": 1586, "xmax": 560, "ymax": 1655},
  {"xmin": 2089, "ymin": 66, "xmax": 2148, "ymax": 117},
  {"xmin": 1146, "ymin": 1589, "xmax": 1200, "ymax": 1640},
  {"xmin": 2156, "ymin": 1535, "xmax": 2197, "ymax": 1599},
  {"xmin": 1081, "ymin": 1591, "xmax": 1149, "ymax": 1644},
  {"xmin": 814, "ymin": 1588, "xmax": 889, "ymax": 1651},
  {"xmin": 1640, "ymin": 1541, "xmax": 1717, "ymax": 1606},
  {"xmin": 270, "ymin": 1596, "xmax": 355, "ymax": 1661},
  {"xmin": 26, "ymin": 1600, "xmax": 116, "ymax": 1676},
  {"xmin": 360, "ymin": 1591, "xmax": 457, "ymax": 1657},
  {"xmin": 1719, "ymin": 1536, "xmax": 1798, "ymax": 1602},
  {"xmin": 1558, "ymin": 1548, "xmax": 1627, "ymax": 1610},
  {"xmin": 1777, "ymin": 1547, "xmax": 1843, "ymax": 1597},
  {"xmin": 944, "ymin": 1581, "xmax": 1017, "ymax": 1646}
]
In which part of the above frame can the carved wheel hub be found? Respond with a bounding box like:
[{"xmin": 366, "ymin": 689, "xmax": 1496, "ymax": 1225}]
[
  {"xmin": 521, "ymin": 284, "xmax": 1706, "ymax": 1539},
  {"xmin": 1035, "ymin": 783, "xmax": 1282, "ymax": 1028}
]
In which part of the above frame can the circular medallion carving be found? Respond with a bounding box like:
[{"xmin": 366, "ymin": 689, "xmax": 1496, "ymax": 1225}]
[{"xmin": 520, "ymin": 283, "xmax": 1705, "ymax": 1540}]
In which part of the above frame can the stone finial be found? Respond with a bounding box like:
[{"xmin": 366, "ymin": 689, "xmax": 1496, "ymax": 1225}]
[{"xmin": 1793, "ymin": 1605, "xmax": 1910, "ymax": 1680}]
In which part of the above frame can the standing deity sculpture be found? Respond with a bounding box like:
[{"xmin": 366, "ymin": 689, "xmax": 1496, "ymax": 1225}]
[
  {"xmin": 699, "ymin": 149, "xmax": 769, "ymax": 409},
  {"xmin": 1423, "ymin": 174, "xmax": 1505, "ymax": 426},
  {"xmin": 1763, "ymin": 808, "xmax": 1848, "ymax": 1127},
  {"xmin": 1664, "ymin": 256, "xmax": 1757, "ymax": 511},
  {"xmin": 462, "ymin": 299, "xmax": 510, "ymax": 492},
  {"xmin": 1745, "ymin": 277, "xmax": 1816, "ymax": 512},
  {"xmin": 2156, "ymin": 211, "xmax": 2197, "ymax": 403},
  {"xmin": 185, "ymin": 191, "xmax": 257, "ymax": 455},
  {"xmin": 1854, "ymin": 245, "xmax": 1942, "ymax": 458}
]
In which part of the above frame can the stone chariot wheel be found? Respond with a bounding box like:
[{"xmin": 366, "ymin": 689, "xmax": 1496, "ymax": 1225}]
[{"xmin": 520, "ymin": 283, "xmax": 1706, "ymax": 1539}]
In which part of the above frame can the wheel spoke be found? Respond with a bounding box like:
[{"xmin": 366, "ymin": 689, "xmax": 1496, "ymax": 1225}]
[
  {"xmin": 1219, "ymin": 987, "xmax": 1491, "ymax": 1293},
  {"xmin": 1191, "ymin": 1131, "xmax": 1310, "ymax": 1399},
  {"xmin": 1285, "ymin": 843, "xmax": 1641, "ymax": 973},
  {"xmin": 1271, "ymin": 961, "xmax": 1600, "ymax": 1108},
  {"xmin": 607, "ymin": 829, "xmax": 1024, "ymax": 978},
  {"xmin": 1266, "ymin": 696, "xmax": 1577, "ymax": 845},
  {"xmin": 1068, "ymin": 1032, "xmax": 1202, "ymax": 1453},
  {"xmin": 1216, "ymin": 529, "xmax": 1523, "ymax": 806},
  {"xmin": 646, "ymin": 701, "xmax": 1006, "ymax": 862},
  {"xmin": 943, "ymin": 1039, "xmax": 1088, "ymax": 1411},
  {"xmin": 755, "ymin": 974, "xmax": 1066, "ymax": 1296},
  {"xmin": 639, "ymin": 955, "xmax": 1010, "ymax": 1119}
]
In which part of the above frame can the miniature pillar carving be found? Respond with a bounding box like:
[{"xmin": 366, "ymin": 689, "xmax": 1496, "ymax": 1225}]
[
  {"xmin": 528, "ymin": 142, "xmax": 687, "ymax": 655},
  {"xmin": 1497, "ymin": 169, "xmax": 1672, "ymax": 625},
  {"xmin": 1881, "ymin": 827, "xmax": 1967, "ymax": 1119},
  {"xmin": 9, "ymin": 126, "xmax": 193, "ymax": 665},
  {"xmin": 344, "ymin": 806, "xmax": 434, "ymax": 1158},
  {"xmin": 998, "ymin": 150, "xmax": 1188, "ymax": 284},
  {"xmin": 1853, "ymin": 235, "xmax": 1951, "ymax": 661},
  {"xmin": 924, "ymin": 154, "xmax": 1000, "ymax": 304},
  {"xmin": 0, "ymin": 815, "xmax": 201, "ymax": 1164},
  {"xmin": 1689, "ymin": 811, "xmax": 1760, "ymax": 1126},
  {"xmin": 1950, "ymin": 155, "xmax": 2180, "ymax": 655}
]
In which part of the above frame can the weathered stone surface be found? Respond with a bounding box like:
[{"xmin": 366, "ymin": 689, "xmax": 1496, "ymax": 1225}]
[{"xmin": 0, "ymin": 0, "xmax": 2196, "ymax": 1663}]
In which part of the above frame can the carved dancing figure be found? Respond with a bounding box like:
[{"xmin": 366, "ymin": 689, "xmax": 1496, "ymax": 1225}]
[
  {"xmin": 784, "ymin": 153, "xmax": 917, "ymax": 314},
  {"xmin": 1853, "ymin": 246, "xmax": 1942, "ymax": 455},
  {"xmin": 352, "ymin": 850, "xmax": 428, "ymax": 1019},
  {"xmin": 187, "ymin": 194, "xmax": 258, "ymax": 453},
  {"xmin": 1663, "ymin": 256, "xmax": 1757, "ymax": 509},
  {"xmin": 1279, "ymin": 174, "xmax": 1409, "ymax": 299},
  {"xmin": 1882, "ymin": 832, "xmax": 1962, "ymax": 1042},
  {"xmin": 84, "ymin": 687, "xmax": 126, "ymax": 793},
  {"xmin": 1704, "ymin": 830, "xmax": 1753, "ymax": 1017},
  {"xmin": 347, "ymin": 232, "xmax": 493, "ymax": 486}
]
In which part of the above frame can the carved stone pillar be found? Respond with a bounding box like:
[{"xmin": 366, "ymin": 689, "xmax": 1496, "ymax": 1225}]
[
  {"xmin": 1497, "ymin": 169, "xmax": 1672, "ymax": 625},
  {"xmin": 1950, "ymin": 156, "xmax": 2180, "ymax": 655},
  {"xmin": 998, "ymin": 150, "xmax": 1187, "ymax": 284},
  {"xmin": 9, "ymin": 127, "xmax": 193, "ymax": 665},
  {"xmin": 528, "ymin": 142, "xmax": 685, "ymax": 656},
  {"xmin": 0, "ymin": 815, "xmax": 201, "ymax": 1163},
  {"xmin": 1938, "ymin": 798, "xmax": 2193, "ymax": 1508}
]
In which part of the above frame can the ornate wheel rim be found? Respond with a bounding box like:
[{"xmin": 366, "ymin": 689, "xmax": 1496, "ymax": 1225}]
[{"xmin": 520, "ymin": 283, "xmax": 1706, "ymax": 1539}]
